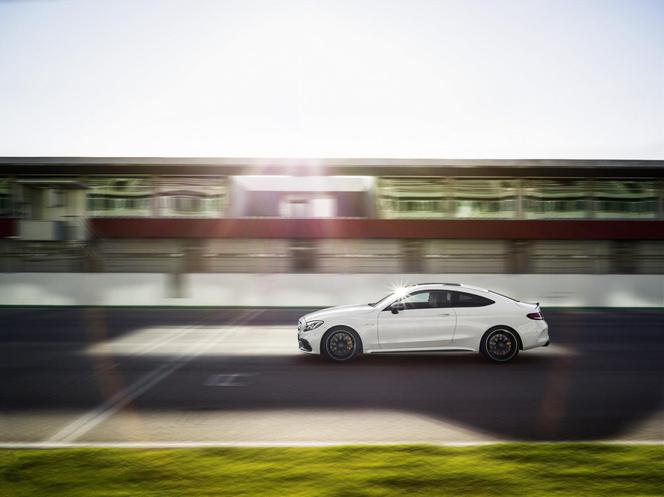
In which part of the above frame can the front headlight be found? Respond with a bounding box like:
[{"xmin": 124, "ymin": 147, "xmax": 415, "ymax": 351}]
[{"xmin": 303, "ymin": 320, "xmax": 324, "ymax": 332}]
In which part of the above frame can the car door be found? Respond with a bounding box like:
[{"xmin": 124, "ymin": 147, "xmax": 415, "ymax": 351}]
[{"xmin": 377, "ymin": 290, "xmax": 456, "ymax": 350}]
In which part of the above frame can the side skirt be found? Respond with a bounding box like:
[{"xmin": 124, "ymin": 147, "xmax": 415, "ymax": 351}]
[{"xmin": 365, "ymin": 347, "xmax": 476, "ymax": 354}]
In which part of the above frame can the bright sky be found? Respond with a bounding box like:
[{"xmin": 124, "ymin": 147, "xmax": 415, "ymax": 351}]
[{"xmin": 0, "ymin": 0, "xmax": 662, "ymax": 158}]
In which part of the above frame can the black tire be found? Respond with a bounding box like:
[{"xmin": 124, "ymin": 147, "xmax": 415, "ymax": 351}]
[
  {"xmin": 480, "ymin": 327, "xmax": 520, "ymax": 363},
  {"xmin": 322, "ymin": 327, "xmax": 362, "ymax": 362}
]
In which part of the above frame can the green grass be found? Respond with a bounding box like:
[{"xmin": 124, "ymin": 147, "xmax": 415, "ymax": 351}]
[{"xmin": 1, "ymin": 444, "xmax": 662, "ymax": 497}]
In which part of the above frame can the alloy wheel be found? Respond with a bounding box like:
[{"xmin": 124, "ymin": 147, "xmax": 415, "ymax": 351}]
[
  {"xmin": 327, "ymin": 331, "xmax": 356, "ymax": 360},
  {"xmin": 486, "ymin": 330, "xmax": 517, "ymax": 361}
]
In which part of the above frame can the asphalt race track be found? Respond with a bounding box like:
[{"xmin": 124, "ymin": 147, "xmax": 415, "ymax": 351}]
[{"xmin": 1, "ymin": 308, "xmax": 662, "ymax": 445}]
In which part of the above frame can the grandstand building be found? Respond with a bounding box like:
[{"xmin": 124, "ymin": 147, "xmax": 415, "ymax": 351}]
[{"xmin": 0, "ymin": 158, "xmax": 663, "ymax": 274}]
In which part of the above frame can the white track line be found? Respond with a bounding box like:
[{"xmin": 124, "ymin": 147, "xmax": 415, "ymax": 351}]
[
  {"xmin": 45, "ymin": 310, "xmax": 264, "ymax": 443},
  {"xmin": 1, "ymin": 440, "xmax": 663, "ymax": 449}
]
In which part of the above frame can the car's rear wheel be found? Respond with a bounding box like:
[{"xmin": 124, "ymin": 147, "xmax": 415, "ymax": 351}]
[
  {"xmin": 323, "ymin": 327, "xmax": 361, "ymax": 362},
  {"xmin": 480, "ymin": 327, "xmax": 520, "ymax": 363}
]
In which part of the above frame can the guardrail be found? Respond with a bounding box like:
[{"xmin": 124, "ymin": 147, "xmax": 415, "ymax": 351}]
[{"xmin": 0, "ymin": 273, "xmax": 662, "ymax": 308}]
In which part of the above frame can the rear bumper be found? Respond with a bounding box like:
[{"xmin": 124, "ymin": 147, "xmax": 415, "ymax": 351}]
[{"xmin": 521, "ymin": 321, "xmax": 550, "ymax": 350}]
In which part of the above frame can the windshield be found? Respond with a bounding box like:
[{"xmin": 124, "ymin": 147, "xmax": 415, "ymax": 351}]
[{"xmin": 368, "ymin": 292, "xmax": 394, "ymax": 307}]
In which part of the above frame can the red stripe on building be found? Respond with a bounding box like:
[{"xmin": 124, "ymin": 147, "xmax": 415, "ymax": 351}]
[
  {"xmin": 90, "ymin": 218, "xmax": 664, "ymax": 240},
  {"xmin": 0, "ymin": 218, "xmax": 16, "ymax": 238}
]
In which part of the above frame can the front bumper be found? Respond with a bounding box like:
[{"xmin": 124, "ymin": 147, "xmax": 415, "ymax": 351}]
[
  {"xmin": 298, "ymin": 328, "xmax": 324, "ymax": 354},
  {"xmin": 297, "ymin": 318, "xmax": 325, "ymax": 354},
  {"xmin": 298, "ymin": 337, "xmax": 312, "ymax": 352}
]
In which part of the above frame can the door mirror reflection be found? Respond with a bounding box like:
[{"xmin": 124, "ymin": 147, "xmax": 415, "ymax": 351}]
[{"xmin": 391, "ymin": 302, "xmax": 405, "ymax": 314}]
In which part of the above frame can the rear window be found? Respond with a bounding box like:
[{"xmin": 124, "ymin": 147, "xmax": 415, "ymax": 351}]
[{"xmin": 452, "ymin": 291, "xmax": 495, "ymax": 307}]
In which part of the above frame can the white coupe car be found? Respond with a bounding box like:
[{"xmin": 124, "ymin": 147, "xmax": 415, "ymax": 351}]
[{"xmin": 297, "ymin": 283, "xmax": 549, "ymax": 363}]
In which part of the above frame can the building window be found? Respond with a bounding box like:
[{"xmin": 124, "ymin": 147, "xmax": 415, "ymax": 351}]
[
  {"xmin": 278, "ymin": 196, "xmax": 336, "ymax": 218},
  {"xmin": 451, "ymin": 179, "xmax": 517, "ymax": 219},
  {"xmin": 158, "ymin": 177, "xmax": 226, "ymax": 217},
  {"xmin": 87, "ymin": 177, "xmax": 152, "ymax": 217},
  {"xmin": 593, "ymin": 180, "xmax": 657, "ymax": 219},
  {"xmin": 523, "ymin": 179, "xmax": 589, "ymax": 219},
  {"xmin": 377, "ymin": 177, "xmax": 446, "ymax": 218},
  {"xmin": 377, "ymin": 177, "xmax": 519, "ymax": 219},
  {"xmin": 0, "ymin": 178, "xmax": 10, "ymax": 216}
]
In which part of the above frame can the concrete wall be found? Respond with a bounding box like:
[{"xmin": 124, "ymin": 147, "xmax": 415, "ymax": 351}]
[
  {"xmin": 0, "ymin": 273, "xmax": 662, "ymax": 307},
  {"xmin": 18, "ymin": 220, "xmax": 62, "ymax": 241}
]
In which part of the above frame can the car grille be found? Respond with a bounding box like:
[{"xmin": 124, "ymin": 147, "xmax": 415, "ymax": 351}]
[{"xmin": 298, "ymin": 318, "xmax": 304, "ymax": 332}]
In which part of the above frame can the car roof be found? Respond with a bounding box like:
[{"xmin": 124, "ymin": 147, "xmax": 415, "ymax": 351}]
[{"xmin": 408, "ymin": 282, "xmax": 490, "ymax": 293}]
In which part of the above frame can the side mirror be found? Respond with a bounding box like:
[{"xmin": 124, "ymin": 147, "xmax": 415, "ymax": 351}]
[{"xmin": 391, "ymin": 302, "xmax": 405, "ymax": 314}]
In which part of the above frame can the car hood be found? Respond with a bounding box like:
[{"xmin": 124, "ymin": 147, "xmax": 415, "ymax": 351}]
[{"xmin": 303, "ymin": 304, "xmax": 374, "ymax": 322}]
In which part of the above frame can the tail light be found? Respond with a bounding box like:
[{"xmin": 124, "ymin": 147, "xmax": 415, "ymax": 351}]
[{"xmin": 527, "ymin": 312, "xmax": 543, "ymax": 320}]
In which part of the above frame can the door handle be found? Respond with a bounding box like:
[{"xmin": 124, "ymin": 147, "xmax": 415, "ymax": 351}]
[{"xmin": 438, "ymin": 313, "xmax": 451, "ymax": 317}]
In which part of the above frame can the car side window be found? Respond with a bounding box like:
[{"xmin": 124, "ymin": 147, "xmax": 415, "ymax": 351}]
[
  {"xmin": 451, "ymin": 291, "xmax": 495, "ymax": 307},
  {"xmin": 397, "ymin": 290, "xmax": 451, "ymax": 310}
]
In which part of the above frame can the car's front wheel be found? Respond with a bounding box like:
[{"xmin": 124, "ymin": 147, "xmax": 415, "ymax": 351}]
[
  {"xmin": 480, "ymin": 327, "xmax": 520, "ymax": 363},
  {"xmin": 322, "ymin": 327, "xmax": 361, "ymax": 362}
]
